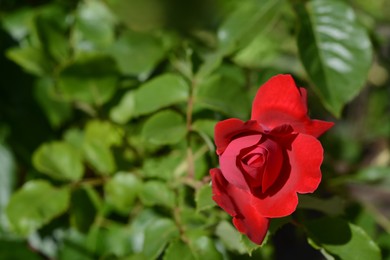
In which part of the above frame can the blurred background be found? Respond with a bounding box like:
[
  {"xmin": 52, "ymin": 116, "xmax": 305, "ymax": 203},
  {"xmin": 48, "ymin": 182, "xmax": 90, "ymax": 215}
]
[{"xmin": 0, "ymin": 0, "xmax": 389, "ymax": 259}]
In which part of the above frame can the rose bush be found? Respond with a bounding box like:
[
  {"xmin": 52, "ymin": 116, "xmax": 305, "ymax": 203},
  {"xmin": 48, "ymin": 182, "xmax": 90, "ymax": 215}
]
[{"xmin": 210, "ymin": 74, "xmax": 334, "ymax": 244}]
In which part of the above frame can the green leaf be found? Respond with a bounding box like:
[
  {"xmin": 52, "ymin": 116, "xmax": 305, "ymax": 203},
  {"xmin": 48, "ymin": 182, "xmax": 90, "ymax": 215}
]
[
  {"xmin": 296, "ymin": 0, "xmax": 373, "ymax": 116},
  {"xmin": 105, "ymin": 0, "xmax": 166, "ymax": 31},
  {"xmin": 2, "ymin": 8, "xmax": 35, "ymax": 41},
  {"xmin": 104, "ymin": 172, "xmax": 141, "ymax": 214},
  {"xmin": 215, "ymin": 221, "xmax": 246, "ymax": 254},
  {"xmin": 110, "ymin": 73, "xmax": 189, "ymax": 123},
  {"xmin": 70, "ymin": 187, "xmax": 98, "ymax": 233},
  {"xmin": 143, "ymin": 218, "xmax": 180, "ymax": 259},
  {"xmin": 34, "ymin": 8, "xmax": 69, "ymax": 63},
  {"xmin": 192, "ymin": 120, "xmax": 216, "ymax": 139},
  {"xmin": 6, "ymin": 46, "xmax": 50, "ymax": 76},
  {"xmin": 195, "ymin": 66, "xmax": 250, "ymax": 119},
  {"xmin": 83, "ymin": 141, "xmax": 116, "ymax": 175},
  {"xmin": 73, "ymin": 0, "xmax": 116, "ymax": 52},
  {"xmin": 298, "ymin": 195, "xmax": 344, "ymax": 216},
  {"xmin": 56, "ymin": 228, "xmax": 93, "ymax": 260},
  {"xmin": 86, "ymin": 223, "xmax": 132, "ymax": 257},
  {"xmin": 141, "ymin": 110, "xmax": 187, "ymax": 145},
  {"xmin": 108, "ymin": 30, "xmax": 166, "ymax": 76},
  {"xmin": 34, "ymin": 77, "xmax": 72, "ymax": 128},
  {"xmin": 142, "ymin": 151, "xmax": 184, "ymax": 180},
  {"xmin": 57, "ymin": 54, "xmax": 118, "ymax": 105},
  {"xmin": 164, "ymin": 240, "xmax": 196, "ymax": 260},
  {"xmin": 217, "ymin": 0, "xmax": 283, "ymax": 54},
  {"xmin": 139, "ymin": 181, "xmax": 175, "ymax": 208},
  {"xmin": 84, "ymin": 120, "xmax": 123, "ymax": 147},
  {"xmin": 192, "ymin": 119, "xmax": 217, "ymax": 152},
  {"xmin": 353, "ymin": 166, "xmax": 390, "ymax": 182},
  {"xmin": 306, "ymin": 217, "xmax": 381, "ymax": 260},
  {"xmin": 195, "ymin": 184, "xmax": 215, "ymax": 212},
  {"xmin": 187, "ymin": 232, "xmax": 222, "ymax": 260},
  {"xmin": 6, "ymin": 180, "xmax": 70, "ymax": 236},
  {"xmin": 128, "ymin": 209, "xmax": 161, "ymax": 253},
  {"xmin": 240, "ymin": 234, "xmax": 266, "ymax": 255},
  {"xmin": 0, "ymin": 239, "xmax": 41, "ymax": 260},
  {"xmin": 33, "ymin": 141, "xmax": 84, "ymax": 181}
]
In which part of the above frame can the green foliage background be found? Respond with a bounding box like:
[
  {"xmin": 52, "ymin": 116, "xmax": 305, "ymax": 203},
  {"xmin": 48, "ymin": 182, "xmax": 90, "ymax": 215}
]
[{"xmin": 0, "ymin": 0, "xmax": 389, "ymax": 259}]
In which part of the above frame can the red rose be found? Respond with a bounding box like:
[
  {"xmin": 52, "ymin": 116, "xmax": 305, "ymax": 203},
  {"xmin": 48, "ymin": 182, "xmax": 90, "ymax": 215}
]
[{"xmin": 210, "ymin": 74, "xmax": 334, "ymax": 244}]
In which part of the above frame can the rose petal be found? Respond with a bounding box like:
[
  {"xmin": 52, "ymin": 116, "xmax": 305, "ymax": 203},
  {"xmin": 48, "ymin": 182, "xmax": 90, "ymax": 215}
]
[
  {"xmin": 210, "ymin": 168, "xmax": 269, "ymax": 245},
  {"xmin": 252, "ymin": 134, "xmax": 323, "ymax": 218},
  {"xmin": 251, "ymin": 74, "xmax": 334, "ymax": 137},
  {"xmin": 215, "ymin": 119, "xmax": 263, "ymax": 155},
  {"xmin": 220, "ymin": 134, "xmax": 262, "ymax": 190},
  {"xmin": 290, "ymin": 134, "xmax": 323, "ymax": 193},
  {"xmin": 261, "ymin": 138, "xmax": 283, "ymax": 193}
]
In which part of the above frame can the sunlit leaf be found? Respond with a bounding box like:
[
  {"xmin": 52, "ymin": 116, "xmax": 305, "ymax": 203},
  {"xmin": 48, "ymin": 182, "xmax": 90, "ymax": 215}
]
[
  {"xmin": 108, "ymin": 30, "xmax": 166, "ymax": 76},
  {"xmin": 33, "ymin": 141, "xmax": 84, "ymax": 181},
  {"xmin": 296, "ymin": 0, "xmax": 373, "ymax": 116},
  {"xmin": 104, "ymin": 172, "xmax": 141, "ymax": 214},
  {"xmin": 6, "ymin": 180, "xmax": 70, "ymax": 236},
  {"xmin": 139, "ymin": 181, "xmax": 175, "ymax": 208},
  {"xmin": 143, "ymin": 218, "xmax": 179, "ymax": 259},
  {"xmin": 110, "ymin": 73, "xmax": 189, "ymax": 123},
  {"xmin": 215, "ymin": 221, "xmax": 246, "ymax": 254},
  {"xmin": 73, "ymin": 0, "xmax": 116, "ymax": 52},
  {"xmin": 141, "ymin": 110, "xmax": 187, "ymax": 145}
]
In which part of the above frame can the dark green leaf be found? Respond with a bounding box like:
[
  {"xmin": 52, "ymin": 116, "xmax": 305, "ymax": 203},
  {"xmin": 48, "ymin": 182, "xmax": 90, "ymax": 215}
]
[
  {"xmin": 298, "ymin": 195, "xmax": 344, "ymax": 216},
  {"xmin": 70, "ymin": 187, "xmax": 98, "ymax": 233},
  {"xmin": 141, "ymin": 110, "xmax": 187, "ymax": 145},
  {"xmin": 143, "ymin": 218, "xmax": 179, "ymax": 259},
  {"xmin": 0, "ymin": 239, "xmax": 41, "ymax": 260},
  {"xmin": 139, "ymin": 181, "xmax": 175, "ymax": 208},
  {"xmin": 104, "ymin": 172, "xmax": 141, "ymax": 214},
  {"xmin": 57, "ymin": 54, "xmax": 118, "ymax": 105},
  {"xmin": 6, "ymin": 180, "xmax": 70, "ymax": 236},
  {"xmin": 296, "ymin": 0, "xmax": 373, "ymax": 116},
  {"xmin": 34, "ymin": 77, "xmax": 72, "ymax": 128},
  {"xmin": 33, "ymin": 141, "xmax": 84, "ymax": 181},
  {"xmin": 306, "ymin": 217, "xmax": 381, "ymax": 260},
  {"xmin": 35, "ymin": 8, "xmax": 69, "ymax": 63}
]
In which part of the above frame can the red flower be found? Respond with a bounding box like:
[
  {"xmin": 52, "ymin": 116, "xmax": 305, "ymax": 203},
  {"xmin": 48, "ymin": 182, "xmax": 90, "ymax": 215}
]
[{"xmin": 210, "ymin": 74, "xmax": 334, "ymax": 244}]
